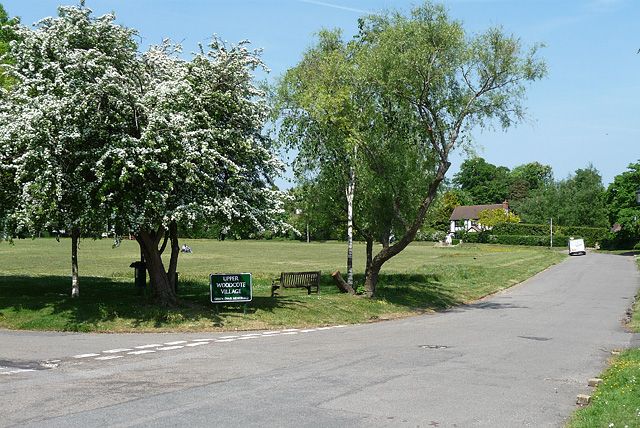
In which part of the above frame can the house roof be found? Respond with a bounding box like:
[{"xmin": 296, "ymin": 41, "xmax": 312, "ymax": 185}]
[{"xmin": 449, "ymin": 204, "xmax": 505, "ymax": 221}]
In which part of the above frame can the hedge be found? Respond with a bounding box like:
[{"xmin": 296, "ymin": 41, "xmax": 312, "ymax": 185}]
[
  {"xmin": 471, "ymin": 223, "xmax": 608, "ymax": 247},
  {"xmin": 459, "ymin": 232, "xmax": 570, "ymax": 247}
]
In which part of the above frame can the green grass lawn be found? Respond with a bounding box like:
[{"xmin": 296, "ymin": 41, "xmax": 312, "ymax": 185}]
[
  {"xmin": 568, "ymin": 254, "xmax": 640, "ymax": 428},
  {"xmin": 0, "ymin": 238, "xmax": 565, "ymax": 332}
]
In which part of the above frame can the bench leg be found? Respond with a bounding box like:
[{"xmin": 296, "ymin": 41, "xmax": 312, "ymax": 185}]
[{"xmin": 271, "ymin": 285, "xmax": 279, "ymax": 297}]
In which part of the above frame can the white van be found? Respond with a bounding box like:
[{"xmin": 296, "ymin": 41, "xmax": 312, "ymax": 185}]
[{"xmin": 568, "ymin": 238, "xmax": 586, "ymax": 256}]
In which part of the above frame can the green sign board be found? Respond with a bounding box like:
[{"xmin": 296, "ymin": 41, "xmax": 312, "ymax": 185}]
[{"xmin": 210, "ymin": 273, "xmax": 252, "ymax": 303}]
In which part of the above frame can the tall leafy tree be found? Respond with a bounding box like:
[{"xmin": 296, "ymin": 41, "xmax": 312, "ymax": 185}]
[
  {"xmin": 453, "ymin": 157, "xmax": 511, "ymax": 204},
  {"xmin": 354, "ymin": 3, "xmax": 545, "ymax": 296},
  {"xmin": 97, "ymin": 39, "xmax": 286, "ymax": 306},
  {"xmin": 278, "ymin": 2, "xmax": 546, "ymax": 297},
  {"xmin": 0, "ymin": 5, "xmax": 140, "ymax": 297},
  {"xmin": 276, "ymin": 29, "xmax": 362, "ymax": 288},
  {"xmin": 606, "ymin": 161, "xmax": 640, "ymax": 239},
  {"xmin": 514, "ymin": 164, "xmax": 607, "ymax": 227},
  {"xmin": 509, "ymin": 161, "xmax": 552, "ymax": 200}
]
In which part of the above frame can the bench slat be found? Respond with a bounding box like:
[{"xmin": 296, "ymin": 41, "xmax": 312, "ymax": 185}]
[{"xmin": 271, "ymin": 271, "xmax": 321, "ymax": 296}]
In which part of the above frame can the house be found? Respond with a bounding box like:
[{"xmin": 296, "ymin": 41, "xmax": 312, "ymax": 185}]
[{"xmin": 449, "ymin": 201, "xmax": 509, "ymax": 234}]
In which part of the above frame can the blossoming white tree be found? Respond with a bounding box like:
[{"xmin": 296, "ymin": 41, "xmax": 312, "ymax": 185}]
[
  {"xmin": 97, "ymin": 39, "xmax": 286, "ymax": 306},
  {"xmin": 0, "ymin": 5, "xmax": 140, "ymax": 297},
  {"xmin": 1, "ymin": 5, "xmax": 286, "ymax": 306}
]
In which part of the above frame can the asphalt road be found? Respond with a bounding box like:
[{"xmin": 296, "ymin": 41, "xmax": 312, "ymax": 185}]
[{"xmin": 1, "ymin": 252, "xmax": 638, "ymax": 427}]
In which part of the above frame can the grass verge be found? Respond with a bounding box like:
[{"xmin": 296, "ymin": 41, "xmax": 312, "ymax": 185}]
[{"xmin": 0, "ymin": 239, "xmax": 565, "ymax": 332}]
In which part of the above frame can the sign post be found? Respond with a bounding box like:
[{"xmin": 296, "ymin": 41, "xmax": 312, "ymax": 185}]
[{"xmin": 210, "ymin": 273, "xmax": 252, "ymax": 313}]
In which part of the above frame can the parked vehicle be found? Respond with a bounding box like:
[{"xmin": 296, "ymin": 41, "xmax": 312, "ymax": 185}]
[{"xmin": 568, "ymin": 238, "xmax": 586, "ymax": 256}]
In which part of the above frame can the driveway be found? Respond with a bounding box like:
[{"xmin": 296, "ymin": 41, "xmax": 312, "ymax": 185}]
[{"xmin": 0, "ymin": 252, "xmax": 638, "ymax": 427}]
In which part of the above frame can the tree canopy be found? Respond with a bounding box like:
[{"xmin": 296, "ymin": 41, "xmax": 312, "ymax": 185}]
[
  {"xmin": 605, "ymin": 161, "xmax": 640, "ymax": 242},
  {"xmin": 276, "ymin": 1, "xmax": 546, "ymax": 296}
]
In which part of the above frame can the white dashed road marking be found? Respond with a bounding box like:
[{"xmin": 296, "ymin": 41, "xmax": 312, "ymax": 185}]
[
  {"xmin": 53, "ymin": 324, "xmax": 349, "ymax": 372},
  {"xmin": 103, "ymin": 348, "xmax": 133, "ymax": 354},
  {"xmin": 0, "ymin": 368, "xmax": 36, "ymax": 375}
]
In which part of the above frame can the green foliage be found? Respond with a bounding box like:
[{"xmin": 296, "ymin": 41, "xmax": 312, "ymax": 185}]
[
  {"xmin": 605, "ymin": 161, "xmax": 640, "ymax": 243},
  {"xmin": 0, "ymin": 3, "xmax": 18, "ymax": 90},
  {"xmin": 478, "ymin": 208, "xmax": 520, "ymax": 228},
  {"xmin": 453, "ymin": 157, "xmax": 511, "ymax": 204},
  {"xmin": 460, "ymin": 231, "xmax": 569, "ymax": 247},
  {"xmin": 490, "ymin": 223, "xmax": 608, "ymax": 247},
  {"xmin": 513, "ymin": 164, "xmax": 608, "ymax": 227},
  {"xmin": 424, "ymin": 189, "xmax": 474, "ymax": 233},
  {"xmin": 509, "ymin": 162, "xmax": 553, "ymax": 200}
]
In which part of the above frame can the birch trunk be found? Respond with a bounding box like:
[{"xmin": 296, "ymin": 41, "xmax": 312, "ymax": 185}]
[
  {"xmin": 71, "ymin": 227, "xmax": 80, "ymax": 298},
  {"xmin": 345, "ymin": 165, "xmax": 355, "ymax": 288}
]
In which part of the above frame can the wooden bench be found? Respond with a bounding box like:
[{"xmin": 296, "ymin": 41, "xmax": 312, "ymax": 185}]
[{"xmin": 271, "ymin": 271, "xmax": 321, "ymax": 297}]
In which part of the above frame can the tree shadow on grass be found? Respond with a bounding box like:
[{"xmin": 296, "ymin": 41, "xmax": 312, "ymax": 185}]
[
  {"xmin": 351, "ymin": 272, "xmax": 463, "ymax": 311},
  {"xmin": 0, "ymin": 275, "xmax": 300, "ymax": 331}
]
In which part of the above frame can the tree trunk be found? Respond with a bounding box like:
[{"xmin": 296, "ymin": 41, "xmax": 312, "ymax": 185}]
[
  {"xmin": 332, "ymin": 270, "xmax": 356, "ymax": 294},
  {"xmin": 71, "ymin": 227, "xmax": 80, "ymax": 298},
  {"xmin": 364, "ymin": 161, "xmax": 451, "ymax": 297},
  {"xmin": 365, "ymin": 236, "xmax": 373, "ymax": 278},
  {"xmin": 345, "ymin": 165, "xmax": 355, "ymax": 288},
  {"xmin": 167, "ymin": 221, "xmax": 179, "ymax": 293},
  {"xmin": 137, "ymin": 227, "xmax": 178, "ymax": 307}
]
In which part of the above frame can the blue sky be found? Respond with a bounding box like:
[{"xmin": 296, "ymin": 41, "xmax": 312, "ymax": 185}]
[{"xmin": 3, "ymin": 0, "xmax": 638, "ymax": 187}]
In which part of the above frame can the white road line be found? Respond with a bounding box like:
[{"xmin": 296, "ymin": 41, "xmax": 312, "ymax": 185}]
[
  {"xmin": 102, "ymin": 348, "xmax": 133, "ymax": 354},
  {"xmin": 241, "ymin": 333, "xmax": 262, "ymax": 337},
  {"xmin": 0, "ymin": 369, "xmax": 36, "ymax": 375},
  {"xmin": 300, "ymin": 329, "xmax": 317, "ymax": 333},
  {"xmin": 164, "ymin": 341, "xmax": 188, "ymax": 345},
  {"xmin": 238, "ymin": 336, "xmax": 260, "ymax": 340},
  {"xmin": 316, "ymin": 327, "xmax": 332, "ymax": 330},
  {"xmin": 185, "ymin": 342, "xmax": 208, "ymax": 347},
  {"xmin": 335, "ymin": 325, "xmax": 346, "ymax": 328},
  {"xmin": 135, "ymin": 344, "xmax": 162, "ymax": 349},
  {"xmin": 219, "ymin": 335, "xmax": 239, "ymax": 339},
  {"xmin": 192, "ymin": 339, "xmax": 214, "ymax": 342},
  {"xmin": 282, "ymin": 329, "xmax": 300, "ymax": 332},
  {"xmin": 157, "ymin": 345, "xmax": 184, "ymax": 351},
  {"xmin": 73, "ymin": 353, "xmax": 100, "ymax": 359},
  {"xmin": 127, "ymin": 350, "xmax": 156, "ymax": 355},
  {"xmin": 95, "ymin": 355, "xmax": 124, "ymax": 360},
  {"xmin": 215, "ymin": 338, "xmax": 237, "ymax": 343},
  {"xmin": 281, "ymin": 332, "xmax": 299, "ymax": 335}
]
